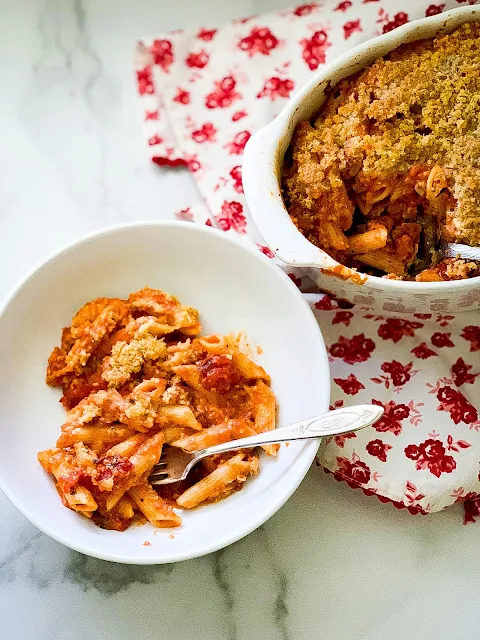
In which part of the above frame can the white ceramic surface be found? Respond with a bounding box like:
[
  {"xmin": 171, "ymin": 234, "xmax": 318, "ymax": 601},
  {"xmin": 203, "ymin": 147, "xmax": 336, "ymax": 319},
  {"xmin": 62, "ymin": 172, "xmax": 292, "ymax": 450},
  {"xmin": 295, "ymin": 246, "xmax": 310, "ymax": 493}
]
[
  {"xmin": 243, "ymin": 6, "xmax": 480, "ymax": 314},
  {"xmin": 0, "ymin": 221, "xmax": 329, "ymax": 564}
]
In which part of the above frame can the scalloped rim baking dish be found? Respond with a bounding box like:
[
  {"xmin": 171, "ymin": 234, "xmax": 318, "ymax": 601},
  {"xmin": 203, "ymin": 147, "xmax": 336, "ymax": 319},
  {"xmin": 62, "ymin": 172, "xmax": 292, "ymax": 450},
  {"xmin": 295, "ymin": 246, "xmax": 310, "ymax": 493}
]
[{"xmin": 243, "ymin": 6, "xmax": 480, "ymax": 314}]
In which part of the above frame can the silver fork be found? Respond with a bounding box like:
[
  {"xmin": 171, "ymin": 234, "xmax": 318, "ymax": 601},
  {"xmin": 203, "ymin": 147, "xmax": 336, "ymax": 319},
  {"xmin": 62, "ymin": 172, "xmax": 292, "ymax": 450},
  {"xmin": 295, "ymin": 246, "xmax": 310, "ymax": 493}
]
[{"xmin": 148, "ymin": 404, "xmax": 384, "ymax": 485}]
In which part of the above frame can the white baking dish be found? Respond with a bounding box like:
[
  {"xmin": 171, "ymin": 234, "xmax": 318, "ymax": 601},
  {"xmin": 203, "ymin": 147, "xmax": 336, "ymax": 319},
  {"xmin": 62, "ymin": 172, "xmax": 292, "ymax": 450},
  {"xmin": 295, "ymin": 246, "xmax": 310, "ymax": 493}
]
[{"xmin": 243, "ymin": 6, "xmax": 480, "ymax": 314}]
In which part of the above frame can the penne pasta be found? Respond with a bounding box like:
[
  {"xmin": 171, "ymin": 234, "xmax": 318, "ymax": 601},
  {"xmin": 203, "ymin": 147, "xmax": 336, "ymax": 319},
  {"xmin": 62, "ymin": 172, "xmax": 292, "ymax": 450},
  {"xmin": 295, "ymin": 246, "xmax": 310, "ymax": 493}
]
[
  {"xmin": 37, "ymin": 448, "xmax": 57, "ymax": 472},
  {"xmin": 41, "ymin": 449, "xmax": 98, "ymax": 514},
  {"xmin": 41, "ymin": 288, "xmax": 278, "ymax": 530},
  {"xmin": 172, "ymin": 364, "xmax": 204, "ymax": 393},
  {"xmin": 116, "ymin": 495, "xmax": 135, "ymax": 520},
  {"xmin": 155, "ymin": 405, "xmax": 202, "ymax": 430},
  {"xmin": 104, "ymin": 433, "xmax": 150, "ymax": 458},
  {"xmin": 65, "ymin": 486, "xmax": 98, "ymax": 513},
  {"xmin": 172, "ymin": 422, "xmax": 236, "ymax": 452},
  {"xmin": 356, "ymin": 249, "xmax": 406, "ymax": 276},
  {"xmin": 415, "ymin": 269, "xmax": 444, "ymax": 282},
  {"xmin": 251, "ymin": 381, "xmax": 278, "ymax": 456},
  {"xmin": 321, "ymin": 221, "xmax": 350, "ymax": 251},
  {"xmin": 172, "ymin": 364, "xmax": 221, "ymax": 404},
  {"xmin": 56, "ymin": 425, "xmax": 134, "ymax": 448},
  {"xmin": 348, "ymin": 226, "xmax": 388, "ymax": 254},
  {"xmin": 161, "ymin": 426, "xmax": 197, "ymax": 444},
  {"xmin": 105, "ymin": 431, "xmax": 164, "ymax": 512},
  {"xmin": 129, "ymin": 484, "xmax": 181, "ymax": 528},
  {"xmin": 177, "ymin": 453, "xmax": 257, "ymax": 509},
  {"xmin": 230, "ymin": 349, "xmax": 270, "ymax": 382},
  {"xmin": 128, "ymin": 288, "xmax": 201, "ymax": 336},
  {"xmin": 195, "ymin": 334, "xmax": 227, "ymax": 354}
]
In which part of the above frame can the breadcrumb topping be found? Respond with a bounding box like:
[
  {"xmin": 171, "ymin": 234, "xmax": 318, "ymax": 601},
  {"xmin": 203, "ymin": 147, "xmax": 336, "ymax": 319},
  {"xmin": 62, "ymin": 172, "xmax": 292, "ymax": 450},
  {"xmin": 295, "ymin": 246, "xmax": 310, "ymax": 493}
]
[
  {"xmin": 102, "ymin": 335, "xmax": 167, "ymax": 388},
  {"xmin": 445, "ymin": 259, "xmax": 480, "ymax": 280},
  {"xmin": 283, "ymin": 23, "xmax": 480, "ymax": 279}
]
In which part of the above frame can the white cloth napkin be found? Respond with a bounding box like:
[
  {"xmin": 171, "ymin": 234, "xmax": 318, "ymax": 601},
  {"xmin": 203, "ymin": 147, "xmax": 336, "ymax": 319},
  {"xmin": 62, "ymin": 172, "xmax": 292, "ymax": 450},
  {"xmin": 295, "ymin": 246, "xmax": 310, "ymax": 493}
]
[{"xmin": 135, "ymin": 0, "xmax": 480, "ymax": 521}]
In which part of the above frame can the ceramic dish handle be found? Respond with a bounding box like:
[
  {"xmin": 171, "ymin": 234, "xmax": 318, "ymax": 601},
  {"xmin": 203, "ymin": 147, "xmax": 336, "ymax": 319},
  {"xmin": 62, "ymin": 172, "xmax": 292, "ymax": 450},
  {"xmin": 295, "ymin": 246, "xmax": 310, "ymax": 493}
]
[{"xmin": 243, "ymin": 123, "xmax": 339, "ymax": 271}]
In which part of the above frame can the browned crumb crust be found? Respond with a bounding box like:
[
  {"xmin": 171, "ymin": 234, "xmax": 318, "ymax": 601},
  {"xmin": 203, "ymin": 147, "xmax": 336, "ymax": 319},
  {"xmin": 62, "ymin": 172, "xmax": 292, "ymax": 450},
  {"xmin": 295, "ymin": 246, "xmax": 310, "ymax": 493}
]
[{"xmin": 282, "ymin": 23, "xmax": 480, "ymax": 280}]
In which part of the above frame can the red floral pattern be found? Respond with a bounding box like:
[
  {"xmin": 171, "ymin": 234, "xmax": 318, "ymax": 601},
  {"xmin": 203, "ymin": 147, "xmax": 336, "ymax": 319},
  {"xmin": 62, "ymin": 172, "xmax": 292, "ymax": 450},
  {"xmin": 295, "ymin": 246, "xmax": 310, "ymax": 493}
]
[
  {"xmin": 197, "ymin": 28, "xmax": 217, "ymax": 41},
  {"xmin": 186, "ymin": 155, "xmax": 201, "ymax": 172},
  {"xmin": 225, "ymin": 130, "xmax": 251, "ymax": 155},
  {"xmin": 435, "ymin": 386, "xmax": 478, "ymax": 426},
  {"xmin": 137, "ymin": 0, "xmax": 480, "ymax": 522},
  {"xmin": 436, "ymin": 314, "xmax": 455, "ymax": 327},
  {"xmin": 411, "ymin": 342, "xmax": 437, "ymax": 359},
  {"xmin": 238, "ymin": 27, "xmax": 279, "ymax": 56},
  {"xmin": 335, "ymin": 1, "xmax": 353, "ymax": 11},
  {"xmin": 334, "ymin": 373, "xmax": 365, "ymax": 395},
  {"xmin": 332, "ymin": 310, "xmax": 354, "ymax": 326},
  {"xmin": 257, "ymin": 76, "xmax": 295, "ymax": 99},
  {"xmin": 137, "ymin": 67, "xmax": 154, "ymax": 95},
  {"xmin": 404, "ymin": 480, "xmax": 426, "ymax": 509},
  {"xmin": 371, "ymin": 399, "xmax": 410, "ymax": 436},
  {"xmin": 461, "ymin": 326, "xmax": 480, "ymax": 352},
  {"xmin": 329, "ymin": 334, "xmax": 375, "ymax": 364},
  {"xmin": 293, "ymin": 3, "xmax": 320, "ymax": 16},
  {"xmin": 404, "ymin": 436, "xmax": 469, "ymax": 478},
  {"xmin": 318, "ymin": 295, "xmax": 353, "ymax": 310},
  {"xmin": 377, "ymin": 9, "xmax": 409, "ymax": 33},
  {"xmin": 173, "ymin": 87, "xmax": 190, "ymax": 104},
  {"xmin": 205, "ymin": 76, "xmax": 241, "ymax": 109},
  {"xmin": 192, "ymin": 123, "xmax": 217, "ymax": 143},
  {"xmin": 451, "ymin": 358, "xmax": 478, "ymax": 387},
  {"xmin": 287, "ymin": 273, "xmax": 302, "ymax": 288},
  {"xmin": 257, "ymin": 244, "xmax": 275, "ymax": 258},
  {"xmin": 300, "ymin": 29, "xmax": 332, "ymax": 70},
  {"xmin": 426, "ymin": 3, "xmax": 446, "ymax": 14},
  {"xmin": 185, "ymin": 50, "xmax": 210, "ymax": 69},
  {"xmin": 431, "ymin": 332, "xmax": 454, "ymax": 348},
  {"xmin": 343, "ymin": 19, "xmax": 362, "ymax": 39},
  {"xmin": 230, "ymin": 165, "xmax": 243, "ymax": 193},
  {"xmin": 232, "ymin": 110, "xmax": 247, "ymax": 121},
  {"xmin": 366, "ymin": 439, "xmax": 392, "ymax": 462},
  {"xmin": 333, "ymin": 432, "xmax": 357, "ymax": 448},
  {"xmin": 378, "ymin": 318, "xmax": 423, "ymax": 343},
  {"xmin": 462, "ymin": 493, "xmax": 480, "ymax": 525},
  {"xmin": 217, "ymin": 201, "xmax": 247, "ymax": 234},
  {"xmin": 371, "ymin": 360, "xmax": 416, "ymax": 388},
  {"xmin": 337, "ymin": 453, "xmax": 371, "ymax": 484},
  {"xmin": 150, "ymin": 39, "xmax": 174, "ymax": 72},
  {"xmin": 315, "ymin": 296, "xmax": 337, "ymax": 311},
  {"xmin": 148, "ymin": 133, "xmax": 163, "ymax": 146},
  {"xmin": 176, "ymin": 207, "xmax": 194, "ymax": 221}
]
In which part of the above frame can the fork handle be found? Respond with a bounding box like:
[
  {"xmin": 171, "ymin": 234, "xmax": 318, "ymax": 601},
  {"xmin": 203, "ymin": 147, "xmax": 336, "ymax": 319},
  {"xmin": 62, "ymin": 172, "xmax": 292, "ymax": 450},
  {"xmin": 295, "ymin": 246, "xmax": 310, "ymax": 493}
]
[{"xmin": 194, "ymin": 404, "xmax": 384, "ymax": 460}]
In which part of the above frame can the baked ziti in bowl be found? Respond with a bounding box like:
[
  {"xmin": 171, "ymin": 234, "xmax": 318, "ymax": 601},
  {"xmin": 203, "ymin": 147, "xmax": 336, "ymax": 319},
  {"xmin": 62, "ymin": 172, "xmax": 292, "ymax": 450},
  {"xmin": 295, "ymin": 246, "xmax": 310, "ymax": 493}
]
[
  {"xmin": 0, "ymin": 222, "xmax": 329, "ymax": 564},
  {"xmin": 243, "ymin": 6, "xmax": 480, "ymax": 313}
]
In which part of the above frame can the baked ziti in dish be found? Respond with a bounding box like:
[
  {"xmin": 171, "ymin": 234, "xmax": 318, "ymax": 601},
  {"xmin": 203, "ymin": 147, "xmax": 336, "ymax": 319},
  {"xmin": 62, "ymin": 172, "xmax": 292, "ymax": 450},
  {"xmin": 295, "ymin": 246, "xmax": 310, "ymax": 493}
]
[
  {"xmin": 38, "ymin": 288, "xmax": 277, "ymax": 531},
  {"xmin": 282, "ymin": 23, "xmax": 480, "ymax": 282}
]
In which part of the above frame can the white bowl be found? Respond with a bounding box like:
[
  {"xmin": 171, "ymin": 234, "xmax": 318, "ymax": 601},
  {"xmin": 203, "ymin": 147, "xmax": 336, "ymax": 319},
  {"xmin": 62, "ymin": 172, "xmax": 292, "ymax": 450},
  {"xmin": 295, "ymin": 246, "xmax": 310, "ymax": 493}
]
[
  {"xmin": 0, "ymin": 222, "xmax": 329, "ymax": 564},
  {"xmin": 243, "ymin": 6, "xmax": 480, "ymax": 314}
]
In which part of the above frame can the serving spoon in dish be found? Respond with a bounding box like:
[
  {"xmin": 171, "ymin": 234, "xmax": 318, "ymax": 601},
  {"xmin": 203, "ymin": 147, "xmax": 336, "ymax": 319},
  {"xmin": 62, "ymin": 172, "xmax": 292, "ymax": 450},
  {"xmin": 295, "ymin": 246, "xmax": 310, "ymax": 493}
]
[
  {"xmin": 443, "ymin": 242, "xmax": 480, "ymax": 261},
  {"xmin": 149, "ymin": 404, "xmax": 384, "ymax": 485}
]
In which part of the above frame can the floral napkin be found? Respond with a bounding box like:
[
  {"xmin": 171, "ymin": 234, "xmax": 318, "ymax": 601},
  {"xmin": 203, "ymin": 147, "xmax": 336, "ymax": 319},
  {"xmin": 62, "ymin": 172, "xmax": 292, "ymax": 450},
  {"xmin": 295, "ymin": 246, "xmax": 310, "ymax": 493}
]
[{"xmin": 135, "ymin": 0, "xmax": 480, "ymax": 521}]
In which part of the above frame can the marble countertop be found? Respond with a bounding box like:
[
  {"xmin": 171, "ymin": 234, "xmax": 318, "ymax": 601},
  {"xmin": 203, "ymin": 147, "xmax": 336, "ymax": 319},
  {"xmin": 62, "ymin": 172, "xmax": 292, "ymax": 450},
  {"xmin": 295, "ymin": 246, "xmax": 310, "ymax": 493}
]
[{"xmin": 2, "ymin": 1, "xmax": 480, "ymax": 638}]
